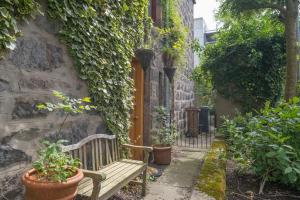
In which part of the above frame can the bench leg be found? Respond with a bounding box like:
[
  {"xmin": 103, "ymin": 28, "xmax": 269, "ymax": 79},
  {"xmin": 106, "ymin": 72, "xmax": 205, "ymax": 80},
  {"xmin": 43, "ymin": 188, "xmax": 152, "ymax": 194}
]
[
  {"xmin": 142, "ymin": 168, "xmax": 147, "ymax": 196},
  {"xmin": 91, "ymin": 180, "xmax": 101, "ymax": 200}
]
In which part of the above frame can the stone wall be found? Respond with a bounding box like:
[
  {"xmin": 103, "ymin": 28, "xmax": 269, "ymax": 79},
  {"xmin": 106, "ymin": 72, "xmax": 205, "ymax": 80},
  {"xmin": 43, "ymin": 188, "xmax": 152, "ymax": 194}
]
[
  {"xmin": 0, "ymin": 7, "xmax": 104, "ymax": 199},
  {"xmin": 215, "ymin": 94, "xmax": 241, "ymax": 127},
  {"xmin": 144, "ymin": 0, "xmax": 195, "ymax": 144},
  {"xmin": 174, "ymin": 0, "xmax": 195, "ymax": 133}
]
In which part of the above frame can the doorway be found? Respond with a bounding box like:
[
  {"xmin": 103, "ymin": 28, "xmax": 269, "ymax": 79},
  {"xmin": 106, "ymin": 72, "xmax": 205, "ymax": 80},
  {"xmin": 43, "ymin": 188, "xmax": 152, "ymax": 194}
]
[{"xmin": 130, "ymin": 59, "xmax": 144, "ymax": 160}]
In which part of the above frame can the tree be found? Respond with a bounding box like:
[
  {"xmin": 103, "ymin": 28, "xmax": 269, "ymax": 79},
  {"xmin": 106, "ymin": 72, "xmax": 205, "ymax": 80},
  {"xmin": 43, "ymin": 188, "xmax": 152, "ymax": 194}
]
[
  {"xmin": 194, "ymin": 14, "xmax": 286, "ymax": 112},
  {"xmin": 219, "ymin": 0, "xmax": 299, "ymax": 101}
]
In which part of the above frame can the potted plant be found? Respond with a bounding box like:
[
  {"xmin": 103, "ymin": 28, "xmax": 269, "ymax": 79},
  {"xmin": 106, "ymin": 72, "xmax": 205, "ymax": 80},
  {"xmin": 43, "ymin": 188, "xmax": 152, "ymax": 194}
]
[
  {"xmin": 152, "ymin": 107, "xmax": 178, "ymax": 165},
  {"xmin": 135, "ymin": 9, "xmax": 155, "ymax": 71},
  {"xmin": 159, "ymin": 0, "xmax": 188, "ymax": 70},
  {"xmin": 22, "ymin": 91, "xmax": 96, "ymax": 200}
]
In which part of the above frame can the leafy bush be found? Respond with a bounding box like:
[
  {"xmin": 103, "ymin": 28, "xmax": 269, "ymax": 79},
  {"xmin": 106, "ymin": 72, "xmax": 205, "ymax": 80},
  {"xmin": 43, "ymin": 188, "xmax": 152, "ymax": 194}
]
[
  {"xmin": 153, "ymin": 106, "xmax": 178, "ymax": 146},
  {"xmin": 33, "ymin": 140, "xmax": 80, "ymax": 182},
  {"xmin": 221, "ymin": 97, "xmax": 300, "ymax": 192},
  {"xmin": 196, "ymin": 14, "xmax": 286, "ymax": 112}
]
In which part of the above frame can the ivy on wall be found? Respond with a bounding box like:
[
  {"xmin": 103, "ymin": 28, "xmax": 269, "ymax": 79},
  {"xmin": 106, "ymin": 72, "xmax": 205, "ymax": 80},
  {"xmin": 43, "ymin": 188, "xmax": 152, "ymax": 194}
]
[
  {"xmin": 0, "ymin": 0, "xmax": 39, "ymax": 56},
  {"xmin": 47, "ymin": 0, "xmax": 149, "ymax": 143},
  {"xmin": 0, "ymin": 0, "xmax": 150, "ymax": 144}
]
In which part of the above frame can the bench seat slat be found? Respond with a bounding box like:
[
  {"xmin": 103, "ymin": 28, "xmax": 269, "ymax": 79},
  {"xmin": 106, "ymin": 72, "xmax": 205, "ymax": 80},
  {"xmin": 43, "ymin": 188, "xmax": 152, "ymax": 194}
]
[
  {"xmin": 78, "ymin": 159, "xmax": 145, "ymax": 199},
  {"xmin": 78, "ymin": 162, "xmax": 137, "ymax": 195},
  {"xmin": 78, "ymin": 161, "xmax": 136, "ymax": 192}
]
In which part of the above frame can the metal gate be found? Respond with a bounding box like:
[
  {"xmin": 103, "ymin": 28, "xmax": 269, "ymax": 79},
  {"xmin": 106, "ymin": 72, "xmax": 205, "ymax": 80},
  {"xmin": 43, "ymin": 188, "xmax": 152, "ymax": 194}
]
[{"xmin": 175, "ymin": 107, "xmax": 215, "ymax": 149}]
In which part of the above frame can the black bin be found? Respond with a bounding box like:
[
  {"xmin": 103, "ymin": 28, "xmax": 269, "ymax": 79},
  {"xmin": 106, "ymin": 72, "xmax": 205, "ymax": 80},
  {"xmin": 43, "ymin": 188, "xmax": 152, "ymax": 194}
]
[{"xmin": 199, "ymin": 106, "xmax": 210, "ymax": 133}]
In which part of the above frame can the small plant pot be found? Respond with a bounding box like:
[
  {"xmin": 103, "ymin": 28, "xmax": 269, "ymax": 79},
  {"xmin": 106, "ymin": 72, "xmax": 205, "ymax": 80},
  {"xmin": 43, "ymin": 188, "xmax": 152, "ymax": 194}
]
[
  {"xmin": 153, "ymin": 145, "xmax": 172, "ymax": 165},
  {"xmin": 22, "ymin": 168, "xmax": 84, "ymax": 200}
]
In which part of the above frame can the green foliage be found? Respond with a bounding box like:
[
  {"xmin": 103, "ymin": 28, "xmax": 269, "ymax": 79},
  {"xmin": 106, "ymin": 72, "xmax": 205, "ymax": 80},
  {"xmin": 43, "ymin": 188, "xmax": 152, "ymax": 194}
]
[
  {"xmin": 37, "ymin": 90, "xmax": 96, "ymax": 134},
  {"xmin": 37, "ymin": 90, "xmax": 96, "ymax": 114},
  {"xmin": 197, "ymin": 141, "xmax": 227, "ymax": 200},
  {"xmin": 33, "ymin": 140, "xmax": 80, "ymax": 182},
  {"xmin": 47, "ymin": 0, "xmax": 149, "ymax": 144},
  {"xmin": 192, "ymin": 40, "xmax": 215, "ymax": 107},
  {"xmin": 0, "ymin": 0, "xmax": 39, "ymax": 55},
  {"xmin": 159, "ymin": 0, "xmax": 188, "ymax": 67},
  {"xmin": 218, "ymin": 0, "xmax": 286, "ymax": 17},
  {"xmin": 198, "ymin": 14, "xmax": 285, "ymax": 112},
  {"xmin": 221, "ymin": 97, "xmax": 300, "ymax": 191},
  {"xmin": 153, "ymin": 106, "xmax": 178, "ymax": 146}
]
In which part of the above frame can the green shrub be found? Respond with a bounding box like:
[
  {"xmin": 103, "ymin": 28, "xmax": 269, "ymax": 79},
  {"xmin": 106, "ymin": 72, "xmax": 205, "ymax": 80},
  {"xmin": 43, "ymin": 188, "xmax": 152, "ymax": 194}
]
[
  {"xmin": 221, "ymin": 97, "xmax": 300, "ymax": 192},
  {"xmin": 196, "ymin": 14, "xmax": 286, "ymax": 112}
]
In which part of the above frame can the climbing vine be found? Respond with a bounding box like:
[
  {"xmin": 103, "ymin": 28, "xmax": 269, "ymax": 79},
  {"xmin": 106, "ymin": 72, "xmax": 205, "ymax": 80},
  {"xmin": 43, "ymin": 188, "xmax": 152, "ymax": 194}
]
[
  {"xmin": 47, "ymin": 0, "xmax": 149, "ymax": 143},
  {"xmin": 1, "ymin": 0, "xmax": 150, "ymax": 144},
  {"xmin": 0, "ymin": 0, "xmax": 39, "ymax": 56}
]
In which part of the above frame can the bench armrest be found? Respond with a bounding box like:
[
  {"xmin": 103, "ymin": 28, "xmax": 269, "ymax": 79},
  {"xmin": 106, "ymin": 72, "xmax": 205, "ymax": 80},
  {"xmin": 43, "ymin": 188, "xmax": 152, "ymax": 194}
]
[
  {"xmin": 82, "ymin": 169, "xmax": 106, "ymax": 181},
  {"xmin": 122, "ymin": 144, "xmax": 153, "ymax": 163},
  {"xmin": 81, "ymin": 169, "xmax": 106, "ymax": 200},
  {"xmin": 122, "ymin": 144, "xmax": 153, "ymax": 152}
]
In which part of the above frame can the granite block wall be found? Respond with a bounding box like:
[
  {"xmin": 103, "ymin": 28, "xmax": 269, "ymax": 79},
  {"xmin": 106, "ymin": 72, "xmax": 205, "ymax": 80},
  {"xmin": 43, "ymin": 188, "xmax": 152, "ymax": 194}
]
[
  {"xmin": 144, "ymin": 0, "xmax": 195, "ymax": 144},
  {"xmin": 0, "ymin": 6, "xmax": 104, "ymax": 199}
]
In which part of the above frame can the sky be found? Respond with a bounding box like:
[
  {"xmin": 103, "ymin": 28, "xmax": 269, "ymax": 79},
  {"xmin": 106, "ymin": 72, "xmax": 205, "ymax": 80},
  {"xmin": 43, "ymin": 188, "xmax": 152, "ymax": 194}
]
[{"xmin": 194, "ymin": 0, "xmax": 219, "ymax": 31}]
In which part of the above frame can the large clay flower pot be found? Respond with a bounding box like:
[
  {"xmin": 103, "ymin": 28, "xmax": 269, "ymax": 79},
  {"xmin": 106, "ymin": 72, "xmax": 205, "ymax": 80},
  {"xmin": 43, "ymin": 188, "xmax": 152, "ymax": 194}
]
[
  {"xmin": 22, "ymin": 168, "xmax": 84, "ymax": 200},
  {"xmin": 153, "ymin": 145, "xmax": 172, "ymax": 165}
]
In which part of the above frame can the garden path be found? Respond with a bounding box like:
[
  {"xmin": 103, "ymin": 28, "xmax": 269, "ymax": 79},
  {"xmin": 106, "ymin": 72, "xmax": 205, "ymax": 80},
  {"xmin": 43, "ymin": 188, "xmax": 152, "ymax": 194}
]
[{"xmin": 144, "ymin": 148, "xmax": 213, "ymax": 200}]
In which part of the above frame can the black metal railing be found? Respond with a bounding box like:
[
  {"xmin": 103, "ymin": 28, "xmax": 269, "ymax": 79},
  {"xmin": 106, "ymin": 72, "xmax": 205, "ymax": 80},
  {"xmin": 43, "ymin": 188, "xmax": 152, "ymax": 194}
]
[{"xmin": 175, "ymin": 107, "xmax": 215, "ymax": 149}]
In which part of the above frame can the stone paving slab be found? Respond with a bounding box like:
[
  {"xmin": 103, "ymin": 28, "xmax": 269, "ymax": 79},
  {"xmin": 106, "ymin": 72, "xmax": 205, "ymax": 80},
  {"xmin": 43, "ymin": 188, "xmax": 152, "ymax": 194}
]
[
  {"xmin": 144, "ymin": 148, "xmax": 207, "ymax": 200},
  {"xmin": 190, "ymin": 190, "xmax": 215, "ymax": 200}
]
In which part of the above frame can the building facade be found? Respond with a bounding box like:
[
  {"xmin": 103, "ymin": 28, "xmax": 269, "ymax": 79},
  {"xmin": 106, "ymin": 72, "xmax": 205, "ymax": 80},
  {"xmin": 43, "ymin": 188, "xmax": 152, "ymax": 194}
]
[
  {"xmin": 143, "ymin": 0, "xmax": 196, "ymax": 145},
  {"xmin": 0, "ymin": 0, "xmax": 196, "ymax": 198}
]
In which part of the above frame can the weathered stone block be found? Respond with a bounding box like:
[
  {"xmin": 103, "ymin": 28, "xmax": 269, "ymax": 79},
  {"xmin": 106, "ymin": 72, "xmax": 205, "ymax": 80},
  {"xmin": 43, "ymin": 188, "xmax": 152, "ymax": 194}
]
[
  {"xmin": 0, "ymin": 145, "xmax": 31, "ymax": 168},
  {"xmin": 0, "ymin": 79, "xmax": 10, "ymax": 92},
  {"xmin": 12, "ymin": 99, "xmax": 46, "ymax": 120},
  {"xmin": 18, "ymin": 77, "xmax": 54, "ymax": 90},
  {"xmin": 9, "ymin": 37, "xmax": 64, "ymax": 71}
]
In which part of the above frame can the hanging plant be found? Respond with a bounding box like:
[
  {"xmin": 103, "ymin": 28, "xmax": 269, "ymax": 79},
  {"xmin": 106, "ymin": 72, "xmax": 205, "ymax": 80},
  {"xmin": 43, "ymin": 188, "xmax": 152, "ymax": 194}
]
[
  {"xmin": 134, "ymin": 6, "xmax": 155, "ymax": 71},
  {"xmin": 159, "ymin": 0, "xmax": 188, "ymax": 68}
]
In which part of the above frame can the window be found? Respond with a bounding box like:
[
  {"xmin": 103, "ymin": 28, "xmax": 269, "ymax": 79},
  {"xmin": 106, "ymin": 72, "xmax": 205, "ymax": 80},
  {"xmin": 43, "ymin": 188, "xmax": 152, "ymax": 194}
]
[{"xmin": 149, "ymin": 0, "xmax": 162, "ymax": 27}]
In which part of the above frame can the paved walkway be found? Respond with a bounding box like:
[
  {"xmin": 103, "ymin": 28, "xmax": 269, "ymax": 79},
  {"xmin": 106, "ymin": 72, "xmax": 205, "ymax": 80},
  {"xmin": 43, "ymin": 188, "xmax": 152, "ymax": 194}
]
[{"xmin": 144, "ymin": 148, "xmax": 212, "ymax": 200}]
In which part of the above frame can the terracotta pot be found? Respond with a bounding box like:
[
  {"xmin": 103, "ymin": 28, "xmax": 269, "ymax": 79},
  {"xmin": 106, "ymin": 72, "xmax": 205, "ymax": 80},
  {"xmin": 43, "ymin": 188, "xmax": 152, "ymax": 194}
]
[
  {"xmin": 22, "ymin": 168, "xmax": 84, "ymax": 200},
  {"xmin": 153, "ymin": 145, "xmax": 172, "ymax": 165}
]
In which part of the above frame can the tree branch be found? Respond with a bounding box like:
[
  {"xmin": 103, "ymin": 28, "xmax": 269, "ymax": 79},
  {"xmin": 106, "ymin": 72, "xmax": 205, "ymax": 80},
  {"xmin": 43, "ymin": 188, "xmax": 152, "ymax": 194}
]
[{"xmin": 254, "ymin": 3, "xmax": 287, "ymax": 17}]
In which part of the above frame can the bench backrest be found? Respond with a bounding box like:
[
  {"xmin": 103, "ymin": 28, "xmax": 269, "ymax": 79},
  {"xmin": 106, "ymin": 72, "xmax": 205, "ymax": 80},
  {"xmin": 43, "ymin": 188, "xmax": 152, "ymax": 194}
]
[{"xmin": 61, "ymin": 134, "xmax": 120, "ymax": 171}]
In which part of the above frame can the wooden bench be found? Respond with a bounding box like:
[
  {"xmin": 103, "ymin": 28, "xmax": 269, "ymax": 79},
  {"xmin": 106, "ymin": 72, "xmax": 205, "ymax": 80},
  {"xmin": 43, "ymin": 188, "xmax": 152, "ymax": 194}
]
[{"xmin": 61, "ymin": 134, "xmax": 153, "ymax": 200}]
